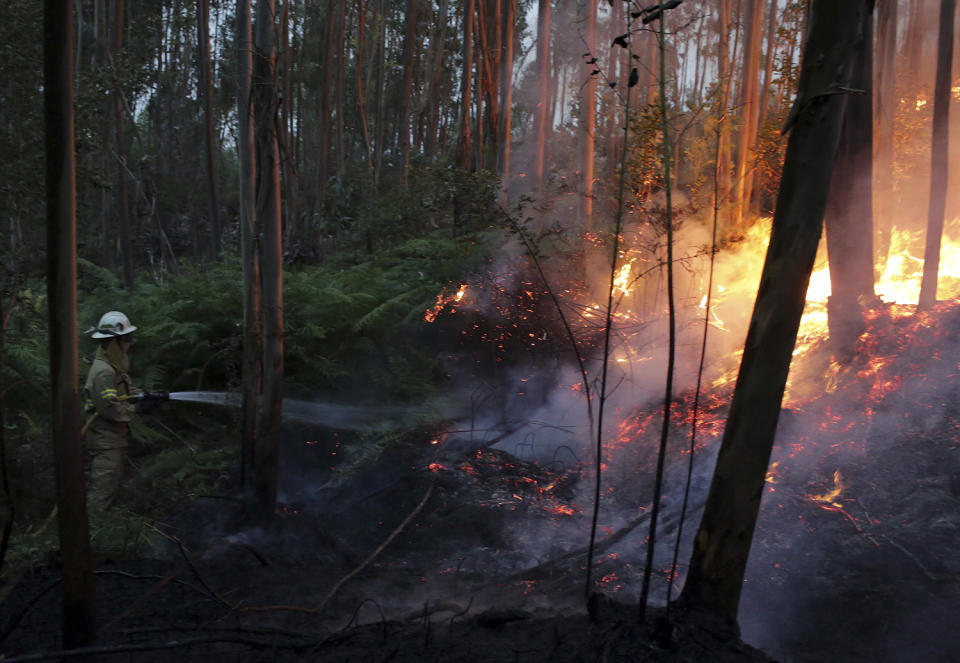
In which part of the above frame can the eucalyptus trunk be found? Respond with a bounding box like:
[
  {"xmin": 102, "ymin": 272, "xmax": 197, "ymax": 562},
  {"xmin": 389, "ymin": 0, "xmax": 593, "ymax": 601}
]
[
  {"xmin": 237, "ymin": 0, "xmax": 261, "ymax": 499},
  {"xmin": 399, "ymin": 0, "xmax": 416, "ymax": 184},
  {"xmin": 679, "ymin": 0, "xmax": 867, "ymax": 625},
  {"xmin": 253, "ymin": 0, "xmax": 283, "ymax": 517},
  {"xmin": 45, "ymin": 0, "xmax": 96, "ymax": 645},
  {"xmin": 580, "ymin": 0, "xmax": 597, "ymax": 223},
  {"xmin": 874, "ymin": 0, "xmax": 898, "ymax": 273},
  {"xmin": 112, "ymin": 0, "xmax": 134, "ymax": 286},
  {"xmin": 918, "ymin": 0, "xmax": 956, "ymax": 310},
  {"xmin": 732, "ymin": 0, "xmax": 763, "ymax": 228},
  {"xmin": 198, "ymin": 0, "xmax": 221, "ymax": 259},
  {"xmin": 497, "ymin": 0, "xmax": 514, "ymax": 202},
  {"xmin": 532, "ymin": 0, "xmax": 550, "ymax": 191},
  {"xmin": 457, "ymin": 0, "xmax": 475, "ymax": 170},
  {"xmin": 824, "ymin": 0, "xmax": 876, "ymax": 360}
]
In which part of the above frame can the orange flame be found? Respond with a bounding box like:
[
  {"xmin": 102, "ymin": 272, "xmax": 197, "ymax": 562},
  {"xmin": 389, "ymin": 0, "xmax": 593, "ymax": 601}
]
[
  {"xmin": 810, "ymin": 470, "xmax": 845, "ymax": 508},
  {"xmin": 424, "ymin": 283, "xmax": 469, "ymax": 323}
]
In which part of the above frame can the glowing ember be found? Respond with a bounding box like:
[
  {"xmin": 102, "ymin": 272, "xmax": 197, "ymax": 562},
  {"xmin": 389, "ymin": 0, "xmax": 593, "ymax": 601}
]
[{"xmin": 810, "ymin": 470, "xmax": 846, "ymax": 508}]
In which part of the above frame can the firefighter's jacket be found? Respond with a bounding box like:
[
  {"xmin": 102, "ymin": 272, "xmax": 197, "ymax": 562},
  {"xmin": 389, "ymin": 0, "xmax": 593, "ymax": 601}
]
[{"xmin": 83, "ymin": 344, "xmax": 139, "ymax": 450}]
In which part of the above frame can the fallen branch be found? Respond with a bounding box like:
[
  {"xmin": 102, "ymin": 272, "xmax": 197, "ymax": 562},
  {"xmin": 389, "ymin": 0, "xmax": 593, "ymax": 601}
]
[
  {"xmin": 503, "ymin": 510, "xmax": 650, "ymax": 584},
  {"xmin": 318, "ymin": 479, "xmax": 436, "ymax": 611}
]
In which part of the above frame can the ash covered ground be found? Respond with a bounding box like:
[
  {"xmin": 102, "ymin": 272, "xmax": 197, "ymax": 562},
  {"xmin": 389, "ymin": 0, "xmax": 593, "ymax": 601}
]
[{"xmin": 1, "ymin": 303, "xmax": 959, "ymax": 662}]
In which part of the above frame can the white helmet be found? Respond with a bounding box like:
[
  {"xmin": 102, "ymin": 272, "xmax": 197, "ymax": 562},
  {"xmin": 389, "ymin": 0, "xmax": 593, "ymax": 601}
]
[{"xmin": 90, "ymin": 311, "xmax": 137, "ymax": 338}]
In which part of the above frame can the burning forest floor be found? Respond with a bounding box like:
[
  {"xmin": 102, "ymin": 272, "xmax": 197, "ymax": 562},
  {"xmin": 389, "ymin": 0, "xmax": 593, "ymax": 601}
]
[{"xmin": 2, "ymin": 303, "xmax": 960, "ymax": 662}]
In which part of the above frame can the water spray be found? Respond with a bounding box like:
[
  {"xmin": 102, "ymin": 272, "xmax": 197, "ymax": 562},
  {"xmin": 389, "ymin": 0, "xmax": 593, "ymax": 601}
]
[{"xmin": 167, "ymin": 391, "xmax": 426, "ymax": 431}]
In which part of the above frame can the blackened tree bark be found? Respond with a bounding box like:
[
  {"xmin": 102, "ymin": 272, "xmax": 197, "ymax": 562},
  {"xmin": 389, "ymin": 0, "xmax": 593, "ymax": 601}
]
[
  {"xmin": 45, "ymin": 0, "xmax": 96, "ymax": 646},
  {"xmin": 824, "ymin": 0, "xmax": 876, "ymax": 360},
  {"xmin": 198, "ymin": 0, "xmax": 221, "ymax": 259},
  {"xmin": 677, "ymin": 0, "xmax": 868, "ymax": 626},
  {"xmin": 918, "ymin": 0, "xmax": 956, "ymax": 309},
  {"xmin": 237, "ymin": 0, "xmax": 261, "ymax": 500},
  {"xmin": 252, "ymin": 0, "xmax": 283, "ymax": 517}
]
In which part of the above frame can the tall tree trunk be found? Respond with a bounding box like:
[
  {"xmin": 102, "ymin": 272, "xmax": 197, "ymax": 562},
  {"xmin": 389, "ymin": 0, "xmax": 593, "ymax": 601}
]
[
  {"xmin": 678, "ymin": 0, "xmax": 867, "ymax": 625},
  {"xmin": 581, "ymin": 0, "xmax": 597, "ymax": 223},
  {"xmin": 112, "ymin": 0, "xmax": 134, "ymax": 287},
  {"xmin": 400, "ymin": 0, "xmax": 416, "ymax": 184},
  {"xmin": 44, "ymin": 0, "xmax": 96, "ymax": 646},
  {"xmin": 604, "ymin": 0, "xmax": 624, "ymax": 182},
  {"xmin": 716, "ymin": 0, "xmax": 732, "ymax": 210},
  {"xmin": 497, "ymin": 0, "xmax": 514, "ymax": 202},
  {"xmin": 732, "ymin": 0, "xmax": 763, "ymax": 228},
  {"xmin": 918, "ymin": 0, "xmax": 956, "ymax": 309},
  {"xmin": 252, "ymin": 0, "xmax": 283, "ymax": 517},
  {"xmin": 532, "ymin": 0, "xmax": 550, "ymax": 191},
  {"xmin": 198, "ymin": 0, "xmax": 221, "ymax": 259},
  {"xmin": 905, "ymin": 0, "xmax": 927, "ymax": 85},
  {"xmin": 474, "ymin": 0, "xmax": 498, "ymax": 170},
  {"xmin": 825, "ymin": 0, "xmax": 876, "ymax": 361},
  {"xmin": 237, "ymin": 0, "xmax": 260, "ymax": 500},
  {"xmin": 756, "ymin": 0, "xmax": 778, "ymax": 133},
  {"xmin": 318, "ymin": 0, "xmax": 336, "ymax": 203},
  {"xmin": 426, "ymin": 0, "xmax": 449, "ymax": 160},
  {"xmin": 874, "ymin": 0, "xmax": 897, "ymax": 274},
  {"xmin": 457, "ymin": 0, "xmax": 475, "ymax": 170},
  {"xmin": 373, "ymin": 0, "xmax": 387, "ymax": 184},
  {"xmin": 334, "ymin": 0, "xmax": 346, "ymax": 177},
  {"xmin": 355, "ymin": 0, "xmax": 374, "ymax": 172}
]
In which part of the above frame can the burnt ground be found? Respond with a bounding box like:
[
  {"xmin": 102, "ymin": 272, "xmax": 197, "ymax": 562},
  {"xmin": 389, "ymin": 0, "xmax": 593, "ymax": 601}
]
[
  {"xmin": 2, "ymin": 303, "xmax": 960, "ymax": 662},
  {"xmin": 0, "ymin": 436, "xmax": 780, "ymax": 663}
]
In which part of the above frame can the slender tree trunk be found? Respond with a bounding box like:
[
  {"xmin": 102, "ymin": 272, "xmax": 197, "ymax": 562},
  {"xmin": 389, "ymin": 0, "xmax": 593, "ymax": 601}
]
[
  {"xmin": 906, "ymin": 0, "xmax": 927, "ymax": 84},
  {"xmin": 874, "ymin": 0, "xmax": 897, "ymax": 274},
  {"xmin": 318, "ymin": 0, "xmax": 335, "ymax": 202},
  {"xmin": 825, "ymin": 0, "xmax": 876, "ymax": 360},
  {"xmin": 334, "ymin": 0, "xmax": 346, "ymax": 177},
  {"xmin": 678, "ymin": 0, "xmax": 867, "ymax": 625},
  {"xmin": 497, "ymin": 0, "xmax": 514, "ymax": 202},
  {"xmin": 45, "ymin": 0, "xmax": 96, "ymax": 646},
  {"xmin": 581, "ymin": 0, "xmax": 597, "ymax": 223},
  {"xmin": 532, "ymin": 0, "xmax": 550, "ymax": 191},
  {"xmin": 355, "ymin": 0, "xmax": 374, "ymax": 172},
  {"xmin": 237, "ymin": 0, "xmax": 260, "ymax": 500},
  {"xmin": 457, "ymin": 0, "xmax": 475, "ymax": 170},
  {"xmin": 716, "ymin": 0, "xmax": 732, "ymax": 209},
  {"xmin": 918, "ymin": 0, "xmax": 956, "ymax": 309},
  {"xmin": 400, "ymin": 0, "xmax": 416, "ymax": 184},
  {"xmin": 198, "ymin": 0, "xmax": 221, "ymax": 259},
  {"xmin": 756, "ymin": 0, "xmax": 778, "ymax": 133},
  {"xmin": 252, "ymin": 0, "xmax": 283, "ymax": 517},
  {"xmin": 732, "ymin": 0, "xmax": 763, "ymax": 228},
  {"xmin": 112, "ymin": 0, "xmax": 134, "ymax": 287},
  {"xmin": 373, "ymin": 0, "xmax": 387, "ymax": 184}
]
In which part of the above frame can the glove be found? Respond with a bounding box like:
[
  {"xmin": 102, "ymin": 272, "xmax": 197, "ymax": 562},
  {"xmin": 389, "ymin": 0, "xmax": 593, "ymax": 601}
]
[
  {"xmin": 135, "ymin": 391, "xmax": 166, "ymax": 414},
  {"xmin": 136, "ymin": 395, "xmax": 159, "ymax": 414}
]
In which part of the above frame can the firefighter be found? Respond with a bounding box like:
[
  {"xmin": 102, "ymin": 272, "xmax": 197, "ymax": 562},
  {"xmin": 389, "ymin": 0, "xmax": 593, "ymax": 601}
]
[{"xmin": 82, "ymin": 311, "xmax": 166, "ymax": 508}]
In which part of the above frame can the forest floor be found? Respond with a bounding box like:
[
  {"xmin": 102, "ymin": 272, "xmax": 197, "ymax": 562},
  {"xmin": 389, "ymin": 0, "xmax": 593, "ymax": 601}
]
[{"xmin": 2, "ymin": 303, "xmax": 960, "ymax": 662}]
